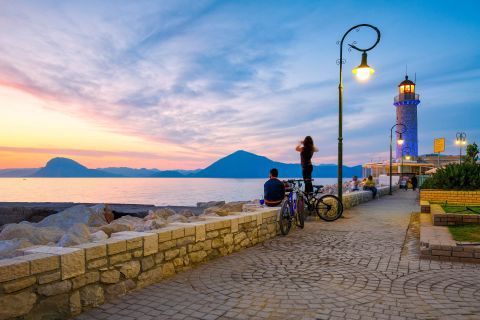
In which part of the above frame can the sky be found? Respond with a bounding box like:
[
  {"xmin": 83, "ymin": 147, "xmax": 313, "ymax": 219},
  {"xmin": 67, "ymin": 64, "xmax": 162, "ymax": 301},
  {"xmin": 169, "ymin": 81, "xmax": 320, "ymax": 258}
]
[{"xmin": 0, "ymin": 0, "xmax": 479, "ymax": 170}]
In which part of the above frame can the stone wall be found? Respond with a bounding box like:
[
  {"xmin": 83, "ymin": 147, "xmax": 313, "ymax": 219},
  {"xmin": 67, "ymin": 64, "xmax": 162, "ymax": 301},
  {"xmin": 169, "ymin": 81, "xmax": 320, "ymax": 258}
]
[
  {"xmin": 428, "ymin": 203, "xmax": 480, "ymax": 226},
  {"xmin": 0, "ymin": 208, "xmax": 278, "ymax": 319},
  {"xmin": 342, "ymin": 186, "xmax": 394, "ymax": 209},
  {"xmin": 420, "ymin": 189, "xmax": 480, "ymax": 205}
]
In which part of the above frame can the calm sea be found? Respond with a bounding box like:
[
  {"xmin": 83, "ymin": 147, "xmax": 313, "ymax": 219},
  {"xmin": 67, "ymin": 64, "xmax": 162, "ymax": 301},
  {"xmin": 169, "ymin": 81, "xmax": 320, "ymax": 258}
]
[{"xmin": 0, "ymin": 178, "xmax": 339, "ymax": 206}]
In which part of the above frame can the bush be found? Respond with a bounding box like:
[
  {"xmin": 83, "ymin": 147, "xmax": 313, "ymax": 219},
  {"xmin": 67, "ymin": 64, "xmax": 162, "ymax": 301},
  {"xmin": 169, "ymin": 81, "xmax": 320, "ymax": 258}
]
[{"xmin": 421, "ymin": 163, "xmax": 480, "ymax": 190}]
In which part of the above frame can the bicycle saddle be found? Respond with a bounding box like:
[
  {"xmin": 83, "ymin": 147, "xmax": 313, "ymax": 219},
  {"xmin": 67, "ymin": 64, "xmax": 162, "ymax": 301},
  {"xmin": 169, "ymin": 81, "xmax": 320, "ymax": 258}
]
[{"xmin": 313, "ymin": 185, "xmax": 324, "ymax": 190}]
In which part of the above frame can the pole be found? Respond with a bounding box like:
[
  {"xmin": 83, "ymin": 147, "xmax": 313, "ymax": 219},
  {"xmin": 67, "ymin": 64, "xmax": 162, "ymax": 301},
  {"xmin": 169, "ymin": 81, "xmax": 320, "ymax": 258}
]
[
  {"xmin": 336, "ymin": 24, "xmax": 381, "ymax": 204},
  {"xmin": 460, "ymin": 146, "xmax": 462, "ymax": 164},
  {"xmin": 389, "ymin": 128, "xmax": 393, "ymax": 195}
]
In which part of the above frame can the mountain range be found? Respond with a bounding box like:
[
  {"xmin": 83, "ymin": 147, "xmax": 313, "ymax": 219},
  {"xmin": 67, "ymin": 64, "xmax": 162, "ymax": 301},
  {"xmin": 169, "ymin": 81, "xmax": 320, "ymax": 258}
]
[{"xmin": 0, "ymin": 150, "xmax": 361, "ymax": 178}]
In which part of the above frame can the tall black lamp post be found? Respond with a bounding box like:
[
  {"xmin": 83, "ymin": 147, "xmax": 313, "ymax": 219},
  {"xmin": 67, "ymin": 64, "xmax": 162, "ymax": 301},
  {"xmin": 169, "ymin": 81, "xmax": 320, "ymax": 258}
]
[
  {"xmin": 455, "ymin": 132, "xmax": 467, "ymax": 164},
  {"xmin": 337, "ymin": 24, "xmax": 381, "ymax": 203},
  {"xmin": 389, "ymin": 123, "xmax": 406, "ymax": 195}
]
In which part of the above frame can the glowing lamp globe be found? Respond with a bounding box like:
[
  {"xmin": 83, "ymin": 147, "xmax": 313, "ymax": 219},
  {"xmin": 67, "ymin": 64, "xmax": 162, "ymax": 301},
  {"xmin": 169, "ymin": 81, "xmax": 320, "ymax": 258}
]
[
  {"xmin": 405, "ymin": 155, "xmax": 411, "ymax": 161},
  {"xmin": 397, "ymin": 133, "xmax": 404, "ymax": 145},
  {"xmin": 352, "ymin": 52, "xmax": 375, "ymax": 81}
]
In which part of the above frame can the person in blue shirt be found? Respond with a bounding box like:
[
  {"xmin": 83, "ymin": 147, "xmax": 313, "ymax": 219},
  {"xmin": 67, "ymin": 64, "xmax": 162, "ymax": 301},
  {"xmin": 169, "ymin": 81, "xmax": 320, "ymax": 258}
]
[{"xmin": 264, "ymin": 168, "xmax": 285, "ymax": 207}]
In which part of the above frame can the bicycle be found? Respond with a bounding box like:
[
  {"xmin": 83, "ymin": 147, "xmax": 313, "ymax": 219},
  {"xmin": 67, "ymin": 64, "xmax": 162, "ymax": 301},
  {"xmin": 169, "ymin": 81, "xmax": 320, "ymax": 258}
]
[
  {"xmin": 289, "ymin": 179, "xmax": 344, "ymax": 222},
  {"xmin": 278, "ymin": 180, "xmax": 305, "ymax": 235}
]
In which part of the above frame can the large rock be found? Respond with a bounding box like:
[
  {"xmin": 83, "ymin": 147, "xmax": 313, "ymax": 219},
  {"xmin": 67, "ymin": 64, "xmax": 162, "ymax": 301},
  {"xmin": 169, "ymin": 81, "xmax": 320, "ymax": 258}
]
[
  {"xmin": 91, "ymin": 230, "xmax": 108, "ymax": 242},
  {"xmin": 36, "ymin": 204, "xmax": 108, "ymax": 230},
  {"xmin": 0, "ymin": 239, "xmax": 34, "ymax": 259},
  {"xmin": 203, "ymin": 201, "xmax": 246, "ymax": 216},
  {"xmin": 0, "ymin": 222, "xmax": 64, "ymax": 245},
  {"xmin": 0, "ymin": 291, "xmax": 37, "ymax": 319},
  {"xmin": 167, "ymin": 214, "xmax": 188, "ymax": 223},
  {"xmin": 98, "ymin": 223, "xmax": 131, "ymax": 237},
  {"xmin": 143, "ymin": 218, "xmax": 167, "ymax": 230},
  {"xmin": 145, "ymin": 208, "xmax": 176, "ymax": 220},
  {"xmin": 57, "ymin": 223, "xmax": 91, "ymax": 247},
  {"xmin": 197, "ymin": 201, "xmax": 225, "ymax": 208}
]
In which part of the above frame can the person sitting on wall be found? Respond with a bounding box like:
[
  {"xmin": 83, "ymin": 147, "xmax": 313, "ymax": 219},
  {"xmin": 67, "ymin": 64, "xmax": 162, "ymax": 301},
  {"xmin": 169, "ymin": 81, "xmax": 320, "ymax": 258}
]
[
  {"xmin": 363, "ymin": 175, "xmax": 378, "ymax": 199},
  {"xmin": 264, "ymin": 168, "xmax": 285, "ymax": 207},
  {"xmin": 351, "ymin": 175, "xmax": 360, "ymax": 191}
]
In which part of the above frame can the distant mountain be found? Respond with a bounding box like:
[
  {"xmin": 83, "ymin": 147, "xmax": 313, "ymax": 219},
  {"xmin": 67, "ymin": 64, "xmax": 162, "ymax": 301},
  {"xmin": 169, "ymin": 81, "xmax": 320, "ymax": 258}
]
[
  {"xmin": 32, "ymin": 157, "xmax": 120, "ymax": 177},
  {"xmin": 0, "ymin": 168, "xmax": 39, "ymax": 177},
  {"xmin": 0, "ymin": 151, "xmax": 362, "ymax": 178},
  {"xmin": 192, "ymin": 150, "xmax": 361, "ymax": 178},
  {"xmin": 100, "ymin": 167, "xmax": 160, "ymax": 177}
]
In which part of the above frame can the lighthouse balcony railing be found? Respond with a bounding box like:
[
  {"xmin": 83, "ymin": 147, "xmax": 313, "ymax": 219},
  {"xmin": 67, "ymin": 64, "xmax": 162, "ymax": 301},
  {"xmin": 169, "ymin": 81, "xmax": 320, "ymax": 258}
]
[{"xmin": 394, "ymin": 93, "xmax": 420, "ymax": 103}]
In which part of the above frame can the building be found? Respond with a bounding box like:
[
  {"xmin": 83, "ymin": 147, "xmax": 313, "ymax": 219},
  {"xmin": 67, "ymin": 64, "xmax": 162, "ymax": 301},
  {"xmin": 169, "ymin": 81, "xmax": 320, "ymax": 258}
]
[
  {"xmin": 394, "ymin": 75, "xmax": 420, "ymax": 160},
  {"xmin": 363, "ymin": 75, "xmax": 434, "ymax": 179}
]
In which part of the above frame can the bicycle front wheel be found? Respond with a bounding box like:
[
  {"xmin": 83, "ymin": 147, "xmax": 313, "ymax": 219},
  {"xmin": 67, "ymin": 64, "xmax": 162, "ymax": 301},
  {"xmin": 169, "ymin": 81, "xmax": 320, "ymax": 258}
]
[
  {"xmin": 296, "ymin": 196, "xmax": 305, "ymax": 229},
  {"xmin": 279, "ymin": 200, "xmax": 292, "ymax": 235},
  {"xmin": 316, "ymin": 195, "xmax": 343, "ymax": 221}
]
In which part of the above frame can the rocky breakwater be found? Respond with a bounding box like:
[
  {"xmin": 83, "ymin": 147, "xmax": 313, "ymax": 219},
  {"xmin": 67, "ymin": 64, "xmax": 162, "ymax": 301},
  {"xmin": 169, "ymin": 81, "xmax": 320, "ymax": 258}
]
[{"xmin": 0, "ymin": 200, "xmax": 279, "ymax": 319}]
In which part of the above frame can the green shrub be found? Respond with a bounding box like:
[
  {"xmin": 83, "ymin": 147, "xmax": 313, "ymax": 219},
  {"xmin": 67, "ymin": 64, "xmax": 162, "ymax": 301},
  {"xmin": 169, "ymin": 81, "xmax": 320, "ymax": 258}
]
[{"xmin": 421, "ymin": 163, "xmax": 480, "ymax": 190}]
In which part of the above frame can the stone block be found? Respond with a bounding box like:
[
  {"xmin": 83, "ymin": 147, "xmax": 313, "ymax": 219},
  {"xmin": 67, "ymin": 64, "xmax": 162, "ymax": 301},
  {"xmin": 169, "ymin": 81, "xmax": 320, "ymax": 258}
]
[
  {"xmin": 37, "ymin": 279, "xmax": 72, "ymax": 296},
  {"xmin": 80, "ymin": 284, "xmax": 104, "ymax": 308},
  {"xmin": 105, "ymin": 239, "xmax": 126, "ymax": 255},
  {"xmin": 171, "ymin": 227, "xmax": 185, "ymax": 240},
  {"xmin": 100, "ymin": 269, "xmax": 120, "ymax": 284},
  {"xmin": 143, "ymin": 233, "xmax": 159, "ymax": 256},
  {"xmin": 206, "ymin": 230, "xmax": 219, "ymax": 239},
  {"xmin": 158, "ymin": 240, "xmax": 176, "ymax": 251},
  {"xmin": 87, "ymin": 258, "xmax": 107, "ymax": 270},
  {"xmin": 137, "ymin": 267, "xmax": 162, "ymax": 288},
  {"xmin": 71, "ymin": 271, "xmax": 100, "ymax": 290},
  {"xmin": 165, "ymin": 248, "xmax": 180, "ymax": 261},
  {"xmin": 141, "ymin": 256, "xmax": 155, "ymax": 271},
  {"xmin": 119, "ymin": 261, "xmax": 141, "ymax": 279},
  {"xmin": 73, "ymin": 243, "xmax": 107, "ymax": 261},
  {"xmin": 452, "ymin": 251, "xmax": 473, "ymax": 258},
  {"xmin": 183, "ymin": 225, "xmax": 196, "ymax": 237},
  {"xmin": 196, "ymin": 224, "xmax": 206, "ymax": 242},
  {"xmin": 0, "ymin": 291, "xmax": 37, "ymax": 319},
  {"xmin": 2, "ymin": 276, "xmax": 36, "ymax": 293},
  {"xmin": 189, "ymin": 251, "xmax": 207, "ymax": 263},
  {"xmin": 156, "ymin": 229, "xmax": 172, "ymax": 243},
  {"xmin": 109, "ymin": 252, "xmax": 131, "ymax": 265},
  {"xmin": 231, "ymin": 218, "xmax": 239, "ymax": 233},
  {"xmin": 111, "ymin": 231, "xmax": 144, "ymax": 250},
  {"xmin": 176, "ymin": 236, "xmax": 195, "ymax": 247},
  {"xmin": 212, "ymin": 238, "xmax": 223, "ymax": 249},
  {"xmin": 61, "ymin": 249, "xmax": 86, "ymax": 280},
  {"xmin": 15, "ymin": 253, "xmax": 59, "ymax": 275},
  {"xmin": 0, "ymin": 258, "xmax": 30, "ymax": 283},
  {"xmin": 70, "ymin": 290, "xmax": 82, "ymax": 316},
  {"xmin": 162, "ymin": 262, "xmax": 175, "ymax": 277},
  {"xmin": 38, "ymin": 271, "xmax": 61, "ymax": 285}
]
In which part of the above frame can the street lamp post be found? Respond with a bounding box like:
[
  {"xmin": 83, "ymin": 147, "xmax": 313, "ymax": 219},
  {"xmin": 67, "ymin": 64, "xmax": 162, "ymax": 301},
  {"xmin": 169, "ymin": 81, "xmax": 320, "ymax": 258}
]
[
  {"xmin": 389, "ymin": 123, "xmax": 406, "ymax": 195},
  {"xmin": 337, "ymin": 24, "xmax": 381, "ymax": 203},
  {"xmin": 455, "ymin": 132, "xmax": 467, "ymax": 164}
]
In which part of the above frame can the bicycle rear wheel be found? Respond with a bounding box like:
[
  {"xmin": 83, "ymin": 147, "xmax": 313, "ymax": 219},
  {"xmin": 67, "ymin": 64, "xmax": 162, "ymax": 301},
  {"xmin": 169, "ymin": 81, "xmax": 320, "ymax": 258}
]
[
  {"xmin": 296, "ymin": 195, "xmax": 305, "ymax": 229},
  {"xmin": 316, "ymin": 195, "xmax": 343, "ymax": 221},
  {"xmin": 279, "ymin": 200, "xmax": 292, "ymax": 235}
]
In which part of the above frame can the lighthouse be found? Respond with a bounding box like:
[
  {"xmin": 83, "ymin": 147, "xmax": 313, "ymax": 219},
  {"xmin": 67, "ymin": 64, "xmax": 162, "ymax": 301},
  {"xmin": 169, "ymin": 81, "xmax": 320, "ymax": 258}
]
[{"xmin": 394, "ymin": 75, "xmax": 420, "ymax": 160}]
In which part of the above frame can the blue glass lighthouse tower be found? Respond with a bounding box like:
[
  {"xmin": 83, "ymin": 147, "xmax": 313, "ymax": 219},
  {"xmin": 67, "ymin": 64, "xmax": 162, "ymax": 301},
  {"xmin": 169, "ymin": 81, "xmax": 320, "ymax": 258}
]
[{"xmin": 394, "ymin": 75, "xmax": 420, "ymax": 160}]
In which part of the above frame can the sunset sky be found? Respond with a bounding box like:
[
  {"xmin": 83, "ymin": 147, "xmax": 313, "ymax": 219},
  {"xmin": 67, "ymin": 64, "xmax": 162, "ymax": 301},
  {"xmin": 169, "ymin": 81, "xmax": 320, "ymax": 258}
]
[{"xmin": 1, "ymin": 0, "xmax": 479, "ymax": 170}]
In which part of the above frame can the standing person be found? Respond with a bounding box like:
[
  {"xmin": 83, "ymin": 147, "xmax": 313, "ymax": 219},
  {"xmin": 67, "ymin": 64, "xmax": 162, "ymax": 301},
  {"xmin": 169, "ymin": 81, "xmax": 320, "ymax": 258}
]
[
  {"xmin": 263, "ymin": 168, "xmax": 285, "ymax": 207},
  {"xmin": 296, "ymin": 136, "xmax": 318, "ymax": 194},
  {"xmin": 411, "ymin": 174, "xmax": 418, "ymax": 191}
]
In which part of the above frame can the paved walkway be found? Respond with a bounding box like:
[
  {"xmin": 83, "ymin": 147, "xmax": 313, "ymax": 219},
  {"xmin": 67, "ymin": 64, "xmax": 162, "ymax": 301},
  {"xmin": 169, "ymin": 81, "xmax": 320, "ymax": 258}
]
[{"xmin": 77, "ymin": 191, "xmax": 480, "ymax": 320}]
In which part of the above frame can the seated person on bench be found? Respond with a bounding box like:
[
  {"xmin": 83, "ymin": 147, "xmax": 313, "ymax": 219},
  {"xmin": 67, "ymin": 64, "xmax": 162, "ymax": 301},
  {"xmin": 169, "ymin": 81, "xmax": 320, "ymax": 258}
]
[{"xmin": 264, "ymin": 168, "xmax": 285, "ymax": 207}]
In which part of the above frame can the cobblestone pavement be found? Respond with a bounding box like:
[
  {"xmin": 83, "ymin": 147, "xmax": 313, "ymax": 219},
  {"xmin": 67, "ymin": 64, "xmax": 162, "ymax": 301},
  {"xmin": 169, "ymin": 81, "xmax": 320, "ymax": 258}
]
[{"xmin": 77, "ymin": 192, "xmax": 480, "ymax": 320}]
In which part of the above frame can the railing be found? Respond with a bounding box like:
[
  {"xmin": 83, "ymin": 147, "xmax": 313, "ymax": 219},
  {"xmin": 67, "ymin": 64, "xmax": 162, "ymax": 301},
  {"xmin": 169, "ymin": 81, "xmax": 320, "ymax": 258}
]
[{"xmin": 394, "ymin": 93, "xmax": 420, "ymax": 103}]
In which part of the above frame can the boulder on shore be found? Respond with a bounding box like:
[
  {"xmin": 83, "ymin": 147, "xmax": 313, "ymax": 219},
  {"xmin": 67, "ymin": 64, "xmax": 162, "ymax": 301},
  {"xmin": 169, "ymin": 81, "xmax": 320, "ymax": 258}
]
[
  {"xmin": 57, "ymin": 223, "xmax": 91, "ymax": 247},
  {"xmin": 203, "ymin": 201, "xmax": 247, "ymax": 216},
  {"xmin": 0, "ymin": 239, "xmax": 33, "ymax": 259},
  {"xmin": 0, "ymin": 222, "xmax": 64, "ymax": 245},
  {"xmin": 197, "ymin": 201, "xmax": 225, "ymax": 208},
  {"xmin": 36, "ymin": 204, "xmax": 108, "ymax": 230}
]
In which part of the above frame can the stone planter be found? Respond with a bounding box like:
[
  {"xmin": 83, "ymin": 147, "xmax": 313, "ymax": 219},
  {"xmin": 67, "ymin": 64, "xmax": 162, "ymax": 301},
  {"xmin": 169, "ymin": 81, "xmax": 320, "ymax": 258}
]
[{"xmin": 420, "ymin": 189, "xmax": 480, "ymax": 205}]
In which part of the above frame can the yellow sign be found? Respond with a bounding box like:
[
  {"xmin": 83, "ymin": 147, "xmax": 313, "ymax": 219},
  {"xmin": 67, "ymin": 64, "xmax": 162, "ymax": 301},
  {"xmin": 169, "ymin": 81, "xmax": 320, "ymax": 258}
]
[{"xmin": 434, "ymin": 138, "xmax": 445, "ymax": 153}]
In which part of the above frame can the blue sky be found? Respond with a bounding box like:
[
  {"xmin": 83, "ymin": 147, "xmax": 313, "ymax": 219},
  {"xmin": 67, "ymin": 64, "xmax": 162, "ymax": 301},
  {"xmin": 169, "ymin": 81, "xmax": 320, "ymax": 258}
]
[{"xmin": 0, "ymin": 0, "xmax": 479, "ymax": 169}]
